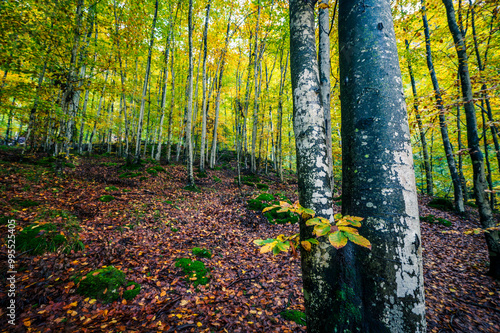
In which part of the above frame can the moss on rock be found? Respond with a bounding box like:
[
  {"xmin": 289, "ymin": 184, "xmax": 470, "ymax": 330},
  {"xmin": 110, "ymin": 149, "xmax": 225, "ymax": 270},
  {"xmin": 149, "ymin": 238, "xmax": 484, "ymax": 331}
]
[{"xmin": 280, "ymin": 309, "xmax": 306, "ymax": 326}]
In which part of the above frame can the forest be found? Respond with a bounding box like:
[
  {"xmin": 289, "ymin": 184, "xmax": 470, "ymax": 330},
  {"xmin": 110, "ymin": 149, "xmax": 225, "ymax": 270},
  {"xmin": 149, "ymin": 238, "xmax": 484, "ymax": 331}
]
[{"xmin": 0, "ymin": 0, "xmax": 499, "ymax": 332}]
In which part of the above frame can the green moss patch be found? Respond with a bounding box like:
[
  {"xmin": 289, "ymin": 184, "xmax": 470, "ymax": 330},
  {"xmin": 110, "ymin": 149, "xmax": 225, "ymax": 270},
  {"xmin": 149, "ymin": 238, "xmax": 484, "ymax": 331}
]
[
  {"xmin": 420, "ymin": 214, "xmax": 452, "ymax": 227},
  {"xmin": 146, "ymin": 166, "xmax": 166, "ymax": 176},
  {"xmin": 192, "ymin": 247, "xmax": 212, "ymax": 259},
  {"xmin": 75, "ymin": 266, "xmax": 141, "ymax": 304},
  {"xmin": 175, "ymin": 258, "xmax": 210, "ymax": 287},
  {"xmin": 16, "ymin": 222, "xmax": 84, "ymax": 255},
  {"xmin": 196, "ymin": 171, "xmax": 208, "ymax": 178},
  {"xmin": 105, "ymin": 186, "xmax": 119, "ymax": 192},
  {"xmin": 280, "ymin": 309, "xmax": 306, "ymax": 326},
  {"xmin": 428, "ymin": 197, "xmax": 455, "ymax": 211},
  {"xmin": 213, "ymin": 176, "xmax": 221, "ymax": 183},
  {"xmin": 10, "ymin": 198, "xmax": 39, "ymax": 208},
  {"xmin": 256, "ymin": 183, "xmax": 269, "ymax": 190},
  {"xmin": 119, "ymin": 172, "xmax": 142, "ymax": 179},
  {"xmin": 99, "ymin": 195, "xmax": 115, "ymax": 202},
  {"xmin": 184, "ymin": 184, "xmax": 201, "ymax": 192},
  {"xmin": 0, "ymin": 215, "xmax": 15, "ymax": 225}
]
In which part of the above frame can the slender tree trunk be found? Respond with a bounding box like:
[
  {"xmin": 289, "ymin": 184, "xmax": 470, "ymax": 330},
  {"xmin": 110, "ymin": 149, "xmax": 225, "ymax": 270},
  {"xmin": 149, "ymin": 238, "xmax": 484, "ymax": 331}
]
[
  {"xmin": 209, "ymin": 14, "xmax": 231, "ymax": 169},
  {"xmin": 89, "ymin": 71, "xmax": 109, "ymax": 154},
  {"xmin": 319, "ymin": 0, "xmax": 334, "ymax": 194},
  {"xmin": 250, "ymin": 1, "xmax": 261, "ymax": 173},
  {"xmin": 277, "ymin": 49, "xmax": 289, "ymax": 183},
  {"xmin": 166, "ymin": 39, "xmax": 175, "ymax": 163},
  {"xmin": 442, "ymin": 0, "xmax": 500, "ymax": 279},
  {"xmin": 405, "ymin": 39, "xmax": 433, "ymax": 196},
  {"xmin": 456, "ymin": 72, "xmax": 468, "ymax": 201},
  {"xmin": 185, "ymin": 0, "xmax": 195, "ymax": 186},
  {"xmin": 421, "ymin": 0, "xmax": 464, "ymax": 212},
  {"xmin": 134, "ymin": 0, "xmax": 158, "ymax": 162},
  {"xmin": 199, "ymin": 0, "xmax": 211, "ymax": 172}
]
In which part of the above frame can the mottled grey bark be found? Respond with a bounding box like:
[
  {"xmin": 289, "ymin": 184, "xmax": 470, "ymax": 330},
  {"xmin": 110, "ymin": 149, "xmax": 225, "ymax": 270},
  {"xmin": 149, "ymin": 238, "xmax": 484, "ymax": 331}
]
[
  {"xmin": 318, "ymin": 0, "xmax": 334, "ymax": 194},
  {"xmin": 134, "ymin": 0, "xmax": 158, "ymax": 162},
  {"xmin": 339, "ymin": 0, "xmax": 426, "ymax": 331},
  {"xmin": 289, "ymin": 1, "xmax": 337, "ymax": 332},
  {"xmin": 156, "ymin": 35, "xmax": 171, "ymax": 161},
  {"xmin": 405, "ymin": 39, "xmax": 433, "ymax": 196},
  {"xmin": 442, "ymin": 0, "xmax": 500, "ymax": 279},
  {"xmin": 421, "ymin": 0, "xmax": 464, "ymax": 213}
]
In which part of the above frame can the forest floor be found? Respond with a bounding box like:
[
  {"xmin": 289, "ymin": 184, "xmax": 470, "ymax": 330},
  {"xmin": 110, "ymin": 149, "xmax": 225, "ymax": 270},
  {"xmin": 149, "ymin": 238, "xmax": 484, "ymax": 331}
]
[{"xmin": 0, "ymin": 148, "xmax": 499, "ymax": 333}]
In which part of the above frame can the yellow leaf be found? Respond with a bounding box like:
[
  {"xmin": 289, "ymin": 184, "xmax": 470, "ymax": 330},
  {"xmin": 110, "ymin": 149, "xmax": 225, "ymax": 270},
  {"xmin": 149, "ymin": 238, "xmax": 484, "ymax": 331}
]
[
  {"xmin": 121, "ymin": 299, "xmax": 127, "ymax": 305},
  {"xmin": 197, "ymin": 322, "xmax": 203, "ymax": 327},
  {"xmin": 301, "ymin": 240, "xmax": 312, "ymax": 252},
  {"xmin": 160, "ymin": 290, "xmax": 166, "ymax": 297},
  {"xmin": 262, "ymin": 205, "xmax": 278, "ymax": 213},
  {"xmin": 89, "ymin": 299, "xmax": 96, "ymax": 304},
  {"xmin": 345, "ymin": 233, "xmax": 371, "ymax": 249},
  {"xmin": 318, "ymin": 3, "xmax": 330, "ymax": 9},
  {"xmin": 329, "ymin": 231, "xmax": 348, "ymax": 249},
  {"xmin": 260, "ymin": 242, "xmax": 276, "ymax": 254},
  {"xmin": 338, "ymin": 226, "xmax": 359, "ymax": 234},
  {"xmin": 449, "ymin": 288, "xmax": 456, "ymax": 293},
  {"xmin": 23, "ymin": 320, "xmax": 31, "ymax": 327},
  {"xmin": 176, "ymin": 314, "xmax": 183, "ymax": 319}
]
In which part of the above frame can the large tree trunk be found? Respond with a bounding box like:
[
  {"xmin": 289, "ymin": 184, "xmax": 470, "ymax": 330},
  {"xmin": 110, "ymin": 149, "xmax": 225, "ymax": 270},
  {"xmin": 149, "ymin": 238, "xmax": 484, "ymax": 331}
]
[
  {"xmin": 339, "ymin": 0, "xmax": 426, "ymax": 331},
  {"xmin": 134, "ymin": 0, "xmax": 158, "ymax": 162},
  {"xmin": 405, "ymin": 39, "xmax": 433, "ymax": 196},
  {"xmin": 421, "ymin": 0, "xmax": 464, "ymax": 213},
  {"xmin": 442, "ymin": 0, "xmax": 500, "ymax": 279},
  {"xmin": 185, "ymin": 0, "xmax": 195, "ymax": 186}
]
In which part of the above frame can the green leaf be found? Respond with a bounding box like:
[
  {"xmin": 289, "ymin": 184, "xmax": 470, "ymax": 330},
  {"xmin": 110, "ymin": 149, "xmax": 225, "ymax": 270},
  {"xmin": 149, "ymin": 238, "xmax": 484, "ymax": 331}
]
[
  {"xmin": 338, "ymin": 226, "xmax": 359, "ymax": 234},
  {"xmin": 314, "ymin": 224, "xmax": 331, "ymax": 237},
  {"xmin": 345, "ymin": 233, "xmax": 372, "ymax": 249},
  {"xmin": 304, "ymin": 238, "xmax": 319, "ymax": 245},
  {"xmin": 306, "ymin": 217, "xmax": 322, "ymax": 226},
  {"xmin": 329, "ymin": 231, "xmax": 348, "ymax": 249}
]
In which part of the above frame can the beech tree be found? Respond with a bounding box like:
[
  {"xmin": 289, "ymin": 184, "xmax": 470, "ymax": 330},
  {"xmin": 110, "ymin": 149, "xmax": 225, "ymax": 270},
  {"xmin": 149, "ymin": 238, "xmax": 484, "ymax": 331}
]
[{"xmin": 290, "ymin": 0, "xmax": 426, "ymax": 331}]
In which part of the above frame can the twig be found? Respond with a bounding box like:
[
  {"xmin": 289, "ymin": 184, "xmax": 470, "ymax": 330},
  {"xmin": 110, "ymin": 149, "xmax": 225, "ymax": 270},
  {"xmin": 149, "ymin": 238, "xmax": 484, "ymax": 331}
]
[
  {"xmin": 227, "ymin": 273, "xmax": 261, "ymax": 288},
  {"xmin": 457, "ymin": 299, "xmax": 500, "ymax": 313},
  {"xmin": 156, "ymin": 296, "xmax": 181, "ymax": 317}
]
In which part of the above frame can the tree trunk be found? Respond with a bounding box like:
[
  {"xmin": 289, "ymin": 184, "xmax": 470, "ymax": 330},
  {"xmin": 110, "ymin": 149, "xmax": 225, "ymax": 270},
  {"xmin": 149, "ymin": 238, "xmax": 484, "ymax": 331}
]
[
  {"xmin": 89, "ymin": 71, "xmax": 109, "ymax": 154},
  {"xmin": 199, "ymin": 0, "xmax": 211, "ymax": 172},
  {"xmin": 421, "ymin": 0, "xmax": 464, "ymax": 213},
  {"xmin": 277, "ymin": 49, "xmax": 289, "ymax": 182},
  {"xmin": 134, "ymin": 0, "xmax": 158, "ymax": 162},
  {"xmin": 318, "ymin": 0, "xmax": 334, "ymax": 194},
  {"xmin": 339, "ymin": 0, "xmax": 426, "ymax": 331},
  {"xmin": 289, "ymin": 1, "xmax": 338, "ymax": 332},
  {"xmin": 405, "ymin": 39, "xmax": 433, "ymax": 196},
  {"xmin": 442, "ymin": 0, "xmax": 500, "ymax": 279},
  {"xmin": 185, "ymin": 0, "xmax": 195, "ymax": 186}
]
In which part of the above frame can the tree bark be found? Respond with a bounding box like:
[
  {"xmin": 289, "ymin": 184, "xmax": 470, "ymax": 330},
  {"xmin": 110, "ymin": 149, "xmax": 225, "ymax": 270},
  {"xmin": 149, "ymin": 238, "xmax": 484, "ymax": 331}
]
[
  {"xmin": 421, "ymin": 0, "xmax": 464, "ymax": 213},
  {"xmin": 250, "ymin": 1, "xmax": 261, "ymax": 173},
  {"xmin": 339, "ymin": 0, "xmax": 426, "ymax": 331},
  {"xmin": 442, "ymin": 0, "xmax": 500, "ymax": 279}
]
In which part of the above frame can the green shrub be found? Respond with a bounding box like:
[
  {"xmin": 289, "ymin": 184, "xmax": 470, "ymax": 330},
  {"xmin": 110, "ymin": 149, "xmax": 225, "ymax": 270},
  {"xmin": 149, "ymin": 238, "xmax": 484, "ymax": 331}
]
[
  {"xmin": 242, "ymin": 181, "xmax": 255, "ymax": 187},
  {"xmin": 75, "ymin": 266, "xmax": 141, "ymax": 304},
  {"xmin": 175, "ymin": 258, "xmax": 210, "ymax": 287},
  {"xmin": 247, "ymin": 193, "xmax": 298, "ymax": 224},
  {"xmin": 428, "ymin": 197, "xmax": 455, "ymax": 211},
  {"xmin": 280, "ymin": 309, "xmax": 306, "ymax": 325},
  {"xmin": 256, "ymin": 183, "xmax": 269, "ymax": 190},
  {"xmin": 139, "ymin": 176, "xmax": 148, "ymax": 181},
  {"xmin": 146, "ymin": 166, "xmax": 165, "ymax": 176},
  {"xmin": 99, "ymin": 195, "xmax": 115, "ymax": 202},
  {"xmin": 213, "ymin": 176, "xmax": 221, "ymax": 183},
  {"xmin": 192, "ymin": 247, "xmax": 212, "ymax": 259}
]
